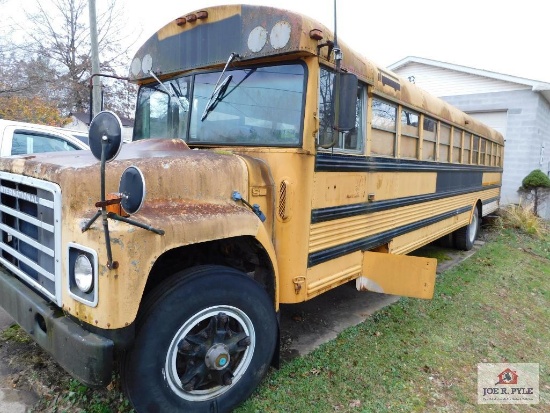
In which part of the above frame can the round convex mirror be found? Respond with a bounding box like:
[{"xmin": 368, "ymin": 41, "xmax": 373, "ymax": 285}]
[
  {"xmin": 89, "ymin": 111, "xmax": 123, "ymax": 162},
  {"xmin": 119, "ymin": 166, "xmax": 146, "ymax": 214}
]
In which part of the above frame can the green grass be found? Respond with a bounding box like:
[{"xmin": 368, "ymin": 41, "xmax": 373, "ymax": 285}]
[
  {"xmin": 413, "ymin": 243, "xmax": 454, "ymax": 262},
  {"xmin": 235, "ymin": 228, "xmax": 550, "ymax": 413},
  {"xmin": 3, "ymin": 226, "xmax": 549, "ymax": 412},
  {"xmin": 0, "ymin": 324, "xmax": 32, "ymax": 343}
]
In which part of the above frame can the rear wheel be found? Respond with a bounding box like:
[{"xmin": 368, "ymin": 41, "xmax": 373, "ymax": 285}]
[
  {"xmin": 454, "ymin": 206, "xmax": 479, "ymax": 251},
  {"xmin": 122, "ymin": 265, "xmax": 277, "ymax": 413}
]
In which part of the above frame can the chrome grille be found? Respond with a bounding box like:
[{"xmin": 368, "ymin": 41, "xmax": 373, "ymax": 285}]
[{"xmin": 0, "ymin": 172, "xmax": 61, "ymax": 304}]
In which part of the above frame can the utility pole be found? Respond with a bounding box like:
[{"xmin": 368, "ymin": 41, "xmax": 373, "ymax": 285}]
[{"xmin": 89, "ymin": 0, "xmax": 101, "ymax": 118}]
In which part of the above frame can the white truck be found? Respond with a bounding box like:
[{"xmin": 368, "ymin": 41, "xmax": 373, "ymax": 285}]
[{"xmin": 0, "ymin": 119, "xmax": 89, "ymax": 156}]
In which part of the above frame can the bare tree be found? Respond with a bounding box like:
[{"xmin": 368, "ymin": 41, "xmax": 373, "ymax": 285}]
[{"xmin": 6, "ymin": 0, "xmax": 137, "ymax": 116}]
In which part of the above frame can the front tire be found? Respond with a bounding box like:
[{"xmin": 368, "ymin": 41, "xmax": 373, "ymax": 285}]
[
  {"xmin": 454, "ymin": 206, "xmax": 479, "ymax": 251},
  {"xmin": 122, "ymin": 265, "xmax": 277, "ymax": 413}
]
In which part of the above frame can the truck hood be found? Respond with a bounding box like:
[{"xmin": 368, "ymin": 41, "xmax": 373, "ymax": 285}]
[{"xmin": 0, "ymin": 139, "xmax": 250, "ymax": 216}]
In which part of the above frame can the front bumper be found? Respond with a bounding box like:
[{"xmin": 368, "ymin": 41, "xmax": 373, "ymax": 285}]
[{"xmin": 0, "ymin": 266, "xmax": 114, "ymax": 387}]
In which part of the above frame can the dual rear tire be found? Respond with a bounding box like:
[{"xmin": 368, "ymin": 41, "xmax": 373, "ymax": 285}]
[{"xmin": 454, "ymin": 206, "xmax": 480, "ymax": 251}]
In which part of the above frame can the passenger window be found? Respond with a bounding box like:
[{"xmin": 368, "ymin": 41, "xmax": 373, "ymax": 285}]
[
  {"xmin": 371, "ymin": 98, "xmax": 397, "ymax": 157},
  {"xmin": 463, "ymin": 134, "xmax": 472, "ymax": 164},
  {"xmin": 422, "ymin": 117, "xmax": 437, "ymax": 161},
  {"xmin": 11, "ymin": 132, "xmax": 79, "ymax": 155},
  {"xmin": 452, "ymin": 128, "xmax": 462, "ymax": 163},
  {"xmin": 439, "ymin": 123, "xmax": 451, "ymax": 162},
  {"xmin": 400, "ymin": 108, "xmax": 419, "ymax": 159},
  {"xmin": 472, "ymin": 136, "xmax": 480, "ymax": 164},
  {"xmin": 318, "ymin": 67, "xmax": 364, "ymax": 152},
  {"xmin": 480, "ymin": 139, "xmax": 487, "ymax": 165}
]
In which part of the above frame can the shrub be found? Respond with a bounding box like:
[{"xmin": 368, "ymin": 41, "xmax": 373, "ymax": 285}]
[
  {"xmin": 518, "ymin": 169, "xmax": 550, "ymax": 216},
  {"xmin": 497, "ymin": 202, "xmax": 548, "ymax": 238}
]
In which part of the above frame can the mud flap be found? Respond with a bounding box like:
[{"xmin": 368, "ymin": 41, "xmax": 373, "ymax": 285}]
[{"xmin": 357, "ymin": 252, "xmax": 436, "ymax": 299}]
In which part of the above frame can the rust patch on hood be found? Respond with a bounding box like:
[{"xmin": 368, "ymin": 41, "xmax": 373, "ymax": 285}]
[{"xmin": 0, "ymin": 139, "xmax": 248, "ymax": 220}]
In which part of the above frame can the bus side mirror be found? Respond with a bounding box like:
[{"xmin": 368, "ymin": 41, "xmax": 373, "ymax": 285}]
[{"xmin": 333, "ymin": 72, "xmax": 358, "ymax": 132}]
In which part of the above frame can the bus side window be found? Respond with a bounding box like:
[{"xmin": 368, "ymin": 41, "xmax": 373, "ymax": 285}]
[
  {"xmin": 400, "ymin": 108, "xmax": 419, "ymax": 159},
  {"xmin": 422, "ymin": 117, "xmax": 437, "ymax": 161},
  {"xmin": 318, "ymin": 66, "xmax": 364, "ymax": 152},
  {"xmin": 452, "ymin": 127, "xmax": 462, "ymax": 163},
  {"xmin": 371, "ymin": 98, "xmax": 397, "ymax": 157},
  {"xmin": 439, "ymin": 123, "xmax": 451, "ymax": 162},
  {"xmin": 463, "ymin": 133, "xmax": 472, "ymax": 164}
]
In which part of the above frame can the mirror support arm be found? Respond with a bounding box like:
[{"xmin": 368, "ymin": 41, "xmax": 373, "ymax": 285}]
[
  {"xmin": 99, "ymin": 136, "xmax": 116, "ymax": 269},
  {"xmin": 82, "ymin": 136, "xmax": 117, "ymax": 269},
  {"xmin": 318, "ymin": 45, "xmax": 343, "ymax": 150}
]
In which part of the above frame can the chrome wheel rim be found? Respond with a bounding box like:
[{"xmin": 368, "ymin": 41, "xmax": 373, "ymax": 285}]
[
  {"xmin": 165, "ymin": 305, "xmax": 255, "ymax": 401},
  {"xmin": 468, "ymin": 209, "xmax": 478, "ymax": 244}
]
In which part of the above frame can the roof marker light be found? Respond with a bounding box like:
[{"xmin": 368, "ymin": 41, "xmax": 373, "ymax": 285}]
[
  {"xmin": 176, "ymin": 17, "xmax": 186, "ymax": 26},
  {"xmin": 196, "ymin": 11, "xmax": 208, "ymax": 19},
  {"xmin": 310, "ymin": 29, "xmax": 323, "ymax": 41}
]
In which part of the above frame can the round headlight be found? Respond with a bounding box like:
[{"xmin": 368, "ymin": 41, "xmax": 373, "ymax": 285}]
[{"xmin": 74, "ymin": 254, "xmax": 94, "ymax": 293}]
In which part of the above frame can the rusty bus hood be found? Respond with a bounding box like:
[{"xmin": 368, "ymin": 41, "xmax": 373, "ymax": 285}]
[{"xmin": 0, "ymin": 139, "xmax": 253, "ymax": 217}]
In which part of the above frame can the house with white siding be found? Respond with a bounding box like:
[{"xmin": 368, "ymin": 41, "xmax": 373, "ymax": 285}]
[{"xmin": 388, "ymin": 56, "xmax": 550, "ymax": 218}]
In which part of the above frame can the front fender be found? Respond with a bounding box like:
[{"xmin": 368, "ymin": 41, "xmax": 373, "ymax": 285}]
[{"xmin": 66, "ymin": 201, "xmax": 278, "ymax": 329}]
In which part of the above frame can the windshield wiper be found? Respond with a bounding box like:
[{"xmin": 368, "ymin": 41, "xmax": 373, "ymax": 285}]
[
  {"xmin": 201, "ymin": 52, "xmax": 239, "ymax": 121},
  {"xmin": 148, "ymin": 70, "xmax": 188, "ymax": 113}
]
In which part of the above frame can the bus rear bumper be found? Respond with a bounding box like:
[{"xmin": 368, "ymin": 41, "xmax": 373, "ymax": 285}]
[{"xmin": 0, "ymin": 266, "xmax": 114, "ymax": 387}]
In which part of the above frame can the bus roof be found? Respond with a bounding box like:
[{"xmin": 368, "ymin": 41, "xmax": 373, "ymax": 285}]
[{"xmin": 129, "ymin": 4, "xmax": 503, "ymax": 145}]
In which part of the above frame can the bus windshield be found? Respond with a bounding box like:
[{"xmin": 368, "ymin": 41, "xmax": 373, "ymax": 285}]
[{"xmin": 134, "ymin": 62, "xmax": 306, "ymax": 146}]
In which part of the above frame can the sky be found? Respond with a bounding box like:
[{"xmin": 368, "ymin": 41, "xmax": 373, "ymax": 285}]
[
  {"xmin": 122, "ymin": 0, "xmax": 550, "ymax": 84},
  {"xmin": 1, "ymin": 0, "xmax": 548, "ymax": 84}
]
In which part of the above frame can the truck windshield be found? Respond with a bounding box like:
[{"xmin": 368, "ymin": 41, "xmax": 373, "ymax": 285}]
[{"xmin": 134, "ymin": 62, "xmax": 306, "ymax": 146}]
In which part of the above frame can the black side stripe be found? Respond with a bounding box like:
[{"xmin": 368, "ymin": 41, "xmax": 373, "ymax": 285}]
[
  {"xmin": 315, "ymin": 153, "xmax": 503, "ymax": 173},
  {"xmin": 307, "ymin": 206, "xmax": 471, "ymax": 267},
  {"xmin": 311, "ymin": 185, "xmax": 500, "ymax": 223},
  {"xmin": 482, "ymin": 196, "xmax": 500, "ymax": 205}
]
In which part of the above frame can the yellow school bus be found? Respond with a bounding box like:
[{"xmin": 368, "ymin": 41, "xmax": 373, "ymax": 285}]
[{"xmin": 0, "ymin": 4, "xmax": 503, "ymax": 412}]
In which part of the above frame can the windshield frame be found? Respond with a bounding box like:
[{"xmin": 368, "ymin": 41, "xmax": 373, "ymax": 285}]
[{"xmin": 133, "ymin": 60, "xmax": 308, "ymax": 148}]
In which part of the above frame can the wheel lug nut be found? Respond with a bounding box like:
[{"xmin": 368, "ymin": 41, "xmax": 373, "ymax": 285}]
[
  {"xmin": 183, "ymin": 376, "xmax": 198, "ymax": 391},
  {"xmin": 239, "ymin": 336, "xmax": 251, "ymax": 347},
  {"xmin": 223, "ymin": 372, "xmax": 233, "ymax": 385},
  {"xmin": 179, "ymin": 340, "xmax": 192, "ymax": 351}
]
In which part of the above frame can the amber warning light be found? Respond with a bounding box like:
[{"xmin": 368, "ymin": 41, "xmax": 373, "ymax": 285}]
[{"xmin": 176, "ymin": 10, "xmax": 208, "ymax": 26}]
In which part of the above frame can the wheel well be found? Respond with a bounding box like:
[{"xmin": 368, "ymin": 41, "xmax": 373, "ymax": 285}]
[
  {"xmin": 142, "ymin": 236, "xmax": 276, "ymax": 304},
  {"xmin": 475, "ymin": 199, "xmax": 482, "ymax": 219}
]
